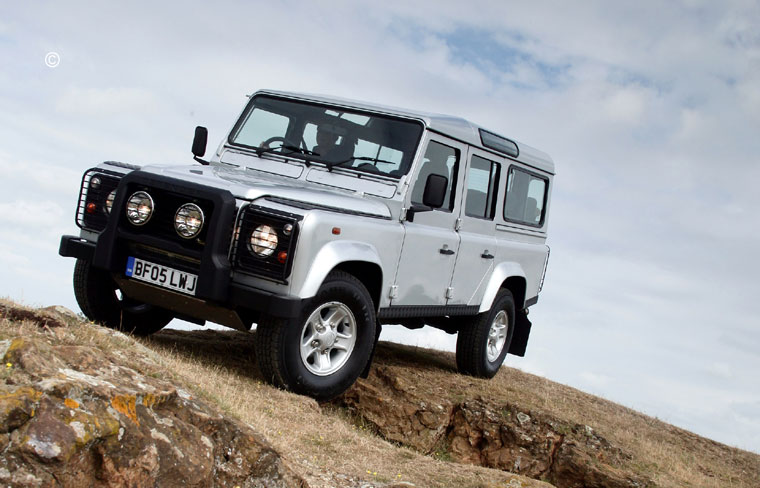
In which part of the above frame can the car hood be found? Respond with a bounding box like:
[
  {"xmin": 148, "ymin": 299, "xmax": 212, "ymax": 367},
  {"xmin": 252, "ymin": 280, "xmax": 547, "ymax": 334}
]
[{"xmin": 140, "ymin": 163, "xmax": 393, "ymax": 219}]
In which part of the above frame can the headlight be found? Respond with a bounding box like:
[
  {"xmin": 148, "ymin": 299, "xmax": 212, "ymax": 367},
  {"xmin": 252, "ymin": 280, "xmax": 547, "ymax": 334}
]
[
  {"xmin": 105, "ymin": 190, "xmax": 116, "ymax": 214},
  {"xmin": 174, "ymin": 203, "xmax": 204, "ymax": 239},
  {"xmin": 126, "ymin": 191, "xmax": 154, "ymax": 226},
  {"xmin": 248, "ymin": 224, "xmax": 278, "ymax": 257}
]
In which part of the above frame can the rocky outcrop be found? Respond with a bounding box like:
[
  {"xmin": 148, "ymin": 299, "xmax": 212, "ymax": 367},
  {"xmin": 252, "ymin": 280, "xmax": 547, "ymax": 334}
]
[
  {"xmin": 340, "ymin": 366, "xmax": 652, "ymax": 488},
  {"xmin": 0, "ymin": 304, "xmax": 305, "ymax": 488},
  {"xmin": 340, "ymin": 366, "xmax": 453, "ymax": 453}
]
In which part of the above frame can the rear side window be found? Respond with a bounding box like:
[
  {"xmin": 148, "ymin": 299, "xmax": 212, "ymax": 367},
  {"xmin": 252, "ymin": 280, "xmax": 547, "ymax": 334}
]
[
  {"xmin": 465, "ymin": 155, "xmax": 500, "ymax": 219},
  {"xmin": 504, "ymin": 167, "xmax": 548, "ymax": 226}
]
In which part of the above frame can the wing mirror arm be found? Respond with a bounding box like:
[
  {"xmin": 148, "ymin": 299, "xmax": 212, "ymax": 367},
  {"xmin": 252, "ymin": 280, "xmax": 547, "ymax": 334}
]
[{"xmin": 406, "ymin": 203, "xmax": 431, "ymax": 222}]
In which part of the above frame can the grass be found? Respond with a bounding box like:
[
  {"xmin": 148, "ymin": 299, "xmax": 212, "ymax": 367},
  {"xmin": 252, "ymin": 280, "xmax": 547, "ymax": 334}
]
[
  {"xmin": 368, "ymin": 342, "xmax": 760, "ymax": 488},
  {"xmin": 3, "ymin": 299, "xmax": 759, "ymax": 488},
  {"xmin": 141, "ymin": 329, "xmax": 760, "ymax": 488},
  {"xmin": 0, "ymin": 301, "xmax": 548, "ymax": 488},
  {"xmin": 141, "ymin": 329, "xmax": 546, "ymax": 488}
]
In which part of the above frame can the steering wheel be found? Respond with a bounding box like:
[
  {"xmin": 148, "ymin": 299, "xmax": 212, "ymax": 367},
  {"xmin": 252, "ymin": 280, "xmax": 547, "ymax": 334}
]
[
  {"xmin": 261, "ymin": 136, "xmax": 311, "ymax": 153},
  {"xmin": 261, "ymin": 136, "xmax": 288, "ymax": 149}
]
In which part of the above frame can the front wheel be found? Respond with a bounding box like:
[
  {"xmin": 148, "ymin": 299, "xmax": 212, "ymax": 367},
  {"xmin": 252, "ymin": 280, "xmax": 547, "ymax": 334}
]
[
  {"xmin": 73, "ymin": 259, "xmax": 173, "ymax": 336},
  {"xmin": 255, "ymin": 271, "xmax": 376, "ymax": 401},
  {"xmin": 456, "ymin": 289, "xmax": 515, "ymax": 378}
]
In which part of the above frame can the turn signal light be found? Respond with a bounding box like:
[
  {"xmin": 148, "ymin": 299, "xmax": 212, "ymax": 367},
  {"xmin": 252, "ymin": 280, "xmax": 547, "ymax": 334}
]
[
  {"xmin": 277, "ymin": 251, "xmax": 288, "ymax": 264},
  {"xmin": 86, "ymin": 202, "xmax": 97, "ymax": 214}
]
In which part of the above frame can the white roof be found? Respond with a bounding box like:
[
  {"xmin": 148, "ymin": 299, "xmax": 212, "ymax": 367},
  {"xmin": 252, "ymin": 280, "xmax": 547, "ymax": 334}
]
[{"xmin": 255, "ymin": 89, "xmax": 555, "ymax": 175}]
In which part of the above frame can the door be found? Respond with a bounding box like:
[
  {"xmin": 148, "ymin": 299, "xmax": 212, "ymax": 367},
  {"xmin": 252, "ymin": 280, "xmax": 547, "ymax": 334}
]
[
  {"xmin": 392, "ymin": 137, "xmax": 466, "ymax": 306},
  {"xmin": 448, "ymin": 150, "xmax": 501, "ymax": 306}
]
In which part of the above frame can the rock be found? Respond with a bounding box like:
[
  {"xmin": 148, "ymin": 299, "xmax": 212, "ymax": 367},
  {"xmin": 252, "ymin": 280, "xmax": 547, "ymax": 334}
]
[
  {"xmin": 340, "ymin": 366, "xmax": 453, "ymax": 453},
  {"xmin": 0, "ymin": 303, "xmax": 74, "ymax": 329},
  {"xmin": 341, "ymin": 366, "xmax": 653, "ymax": 488},
  {"xmin": 0, "ymin": 303, "xmax": 306, "ymax": 488}
]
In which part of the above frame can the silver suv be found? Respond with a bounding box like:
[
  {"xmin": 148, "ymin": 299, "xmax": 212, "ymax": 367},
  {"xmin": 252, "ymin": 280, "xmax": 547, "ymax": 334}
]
[{"xmin": 59, "ymin": 90, "xmax": 553, "ymax": 400}]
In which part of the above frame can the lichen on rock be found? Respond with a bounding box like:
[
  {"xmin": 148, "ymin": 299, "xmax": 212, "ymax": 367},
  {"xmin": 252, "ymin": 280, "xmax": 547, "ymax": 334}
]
[{"xmin": 0, "ymin": 302, "xmax": 305, "ymax": 488}]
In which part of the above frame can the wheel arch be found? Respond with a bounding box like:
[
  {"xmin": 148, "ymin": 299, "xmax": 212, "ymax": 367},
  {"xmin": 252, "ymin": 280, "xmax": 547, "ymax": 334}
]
[
  {"xmin": 478, "ymin": 262, "xmax": 527, "ymax": 313},
  {"xmin": 333, "ymin": 261, "xmax": 383, "ymax": 311},
  {"xmin": 295, "ymin": 240, "xmax": 384, "ymax": 310}
]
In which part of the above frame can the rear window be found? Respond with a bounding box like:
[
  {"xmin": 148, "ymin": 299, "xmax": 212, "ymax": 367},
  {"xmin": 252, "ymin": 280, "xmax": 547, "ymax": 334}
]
[{"xmin": 504, "ymin": 166, "xmax": 548, "ymax": 227}]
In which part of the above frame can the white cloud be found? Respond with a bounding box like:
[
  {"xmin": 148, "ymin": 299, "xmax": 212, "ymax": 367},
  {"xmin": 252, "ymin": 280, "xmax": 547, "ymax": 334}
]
[
  {"xmin": 580, "ymin": 371, "xmax": 613, "ymax": 389},
  {"xmin": 602, "ymin": 85, "xmax": 649, "ymax": 125},
  {"xmin": 706, "ymin": 362, "xmax": 733, "ymax": 380},
  {"xmin": 55, "ymin": 86, "xmax": 166, "ymax": 116}
]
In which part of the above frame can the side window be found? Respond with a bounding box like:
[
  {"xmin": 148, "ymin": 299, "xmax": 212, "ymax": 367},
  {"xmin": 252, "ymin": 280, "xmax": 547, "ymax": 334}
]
[
  {"xmin": 411, "ymin": 141, "xmax": 459, "ymax": 211},
  {"xmin": 232, "ymin": 108, "xmax": 290, "ymax": 147},
  {"xmin": 465, "ymin": 155, "xmax": 500, "ymax": 219},
  {"xmin": 504, "ymin": 167, "xmax": 548, "ymax": 226}
]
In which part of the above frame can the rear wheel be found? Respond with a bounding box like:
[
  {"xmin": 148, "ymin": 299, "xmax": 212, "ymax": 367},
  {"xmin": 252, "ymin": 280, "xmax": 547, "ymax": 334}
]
[
  {"xmin": 73, "ymin": 259, "xmax": 173, "ymax": 336},
  {"xmin": 255, "ymin": 271, "xmax": 376, "ymax": 401},
  {"xmin": 456, "ymin": 289, "xmax": 515, "ymax": 378}
]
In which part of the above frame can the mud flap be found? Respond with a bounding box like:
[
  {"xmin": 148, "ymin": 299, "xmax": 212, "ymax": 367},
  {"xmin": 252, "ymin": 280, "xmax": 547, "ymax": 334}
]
[
  {"xmin": 508, "ymin": 311, "xmax": 532, "ymax": 357},
  {"xmin": 360, "ymin": 322, "xmax": 382, "ymax": 378}
]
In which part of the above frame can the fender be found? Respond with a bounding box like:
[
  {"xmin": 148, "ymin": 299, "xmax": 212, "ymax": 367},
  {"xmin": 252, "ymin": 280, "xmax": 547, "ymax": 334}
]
[
  {"xmin": 294, "ymin": 240, "xmax": 383, "ymax": 299},
  {"xmin": 478, "ymin": 261, "xmax": 526, "ymax": 313}
]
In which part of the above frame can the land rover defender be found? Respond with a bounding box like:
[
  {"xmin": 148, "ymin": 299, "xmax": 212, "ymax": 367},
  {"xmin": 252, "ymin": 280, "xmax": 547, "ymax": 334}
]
[{"xmin": 59, "ymin": 90, "xmax": 553, "ymax": 400}]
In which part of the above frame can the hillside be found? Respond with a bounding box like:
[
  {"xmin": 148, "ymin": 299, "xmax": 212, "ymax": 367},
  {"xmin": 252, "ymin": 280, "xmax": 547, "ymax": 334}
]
[{"xmin": 1, "ymin": 301, "xmax": 758, "ymax": 487}]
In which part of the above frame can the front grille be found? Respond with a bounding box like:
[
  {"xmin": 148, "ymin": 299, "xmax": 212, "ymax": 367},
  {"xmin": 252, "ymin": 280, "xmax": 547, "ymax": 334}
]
[
  {"xmin": 231, "ymin": 205, "xmax": 300, "ymax": 282},
  {"xmin": 76, "ymin": 168, "xmax": 121, "ymax": 232},
  {"xmin": 126, "ymin": 243, "xmax": 201, "ymax": 275}
]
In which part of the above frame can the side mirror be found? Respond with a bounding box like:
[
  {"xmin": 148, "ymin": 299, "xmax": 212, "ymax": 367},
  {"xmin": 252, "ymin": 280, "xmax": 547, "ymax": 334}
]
[
  {"xmin": 407, "ymin": 173, "xmax": 448, "ymax": 222},
  {"xmin": 422, "ymin": 173, "xmax": 448, "ymax": 208},
  {"xmin": 192, "ymin": 126, "xmax": 208, "ymax": 157}
]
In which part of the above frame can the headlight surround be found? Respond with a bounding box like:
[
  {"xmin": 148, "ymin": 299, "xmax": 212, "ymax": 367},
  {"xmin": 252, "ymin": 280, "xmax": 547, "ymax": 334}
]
[
  {"xmin": 126, "ymin": 191, "xmax": 154, "ymax": 226},
  {"xmin": 174, "ymin": 203, "xmax": 204, "ymax": 239},
  {"xmin": 248, "ymin": 224, "xmax": 278, "ymax": 257}
]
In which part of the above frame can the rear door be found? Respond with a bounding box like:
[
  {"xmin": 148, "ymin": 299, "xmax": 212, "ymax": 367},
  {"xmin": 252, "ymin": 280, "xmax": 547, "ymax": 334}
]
[{"xmin": 447, "ymin": 149, "xmax": 502, "ymax": 306}]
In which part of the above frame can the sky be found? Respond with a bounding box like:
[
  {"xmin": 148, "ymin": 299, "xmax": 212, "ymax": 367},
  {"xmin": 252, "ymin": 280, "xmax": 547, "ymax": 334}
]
[{"xmin": 1, "ymin": 0, "xmax": 759, "ymax": 453}]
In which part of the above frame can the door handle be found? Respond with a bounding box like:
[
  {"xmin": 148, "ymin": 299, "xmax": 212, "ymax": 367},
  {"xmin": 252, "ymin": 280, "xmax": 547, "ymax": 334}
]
[
  {"xmin": 439, "ymin": 248, "xmax": 455, "ymax": 255},
  {"xmin": 481, "ymin": 252, "xmax": 494, "ymax": 259}
]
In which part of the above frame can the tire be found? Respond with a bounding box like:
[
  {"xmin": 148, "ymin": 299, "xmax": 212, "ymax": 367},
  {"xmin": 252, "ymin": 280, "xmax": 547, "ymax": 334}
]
[
  {"xmin": 73, "ymin": 259, "xmax": 173, "ymax": 336},
  {"xmin": 456, "ymin": 289, "xmax": 515, "ymax": 378},
  {"xmin": 255, "ymin": 270, "xmax": 376, "ymax": 401}
]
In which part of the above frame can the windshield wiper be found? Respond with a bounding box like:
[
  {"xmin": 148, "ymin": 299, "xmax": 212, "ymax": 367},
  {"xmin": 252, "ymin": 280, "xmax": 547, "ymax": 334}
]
[
  {"xmin": 254, "ymin": 145, "xmax": 288, "ymax": 157},
  {"xmin": 282, "ymin": 144, "xmax": 318, "ymax": 156},
  {"xmin": 254, "ymin": 144, "xmax": 317, "ymax": 166},
  {"xmin": 324, "ymin": 155, "xmax": 397, "ymax": 172}
]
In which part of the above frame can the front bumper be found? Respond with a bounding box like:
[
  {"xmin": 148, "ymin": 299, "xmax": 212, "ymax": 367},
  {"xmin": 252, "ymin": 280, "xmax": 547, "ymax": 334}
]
[{"xmin": 59, "ymin": 234, "xmax": 304, "ymax": 321}]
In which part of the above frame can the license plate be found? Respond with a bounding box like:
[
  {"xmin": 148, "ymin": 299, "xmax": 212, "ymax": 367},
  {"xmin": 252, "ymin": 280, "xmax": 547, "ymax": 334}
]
[{"xmin": 125, "ymin": 257, "xmax": 198, "ymax": 295}]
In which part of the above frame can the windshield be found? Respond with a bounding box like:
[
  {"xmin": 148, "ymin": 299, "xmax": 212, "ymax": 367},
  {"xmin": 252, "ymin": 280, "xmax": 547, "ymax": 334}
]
[{"xmin": 229, "ymin": 95, "xmax": 424, "ymax": 178}]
